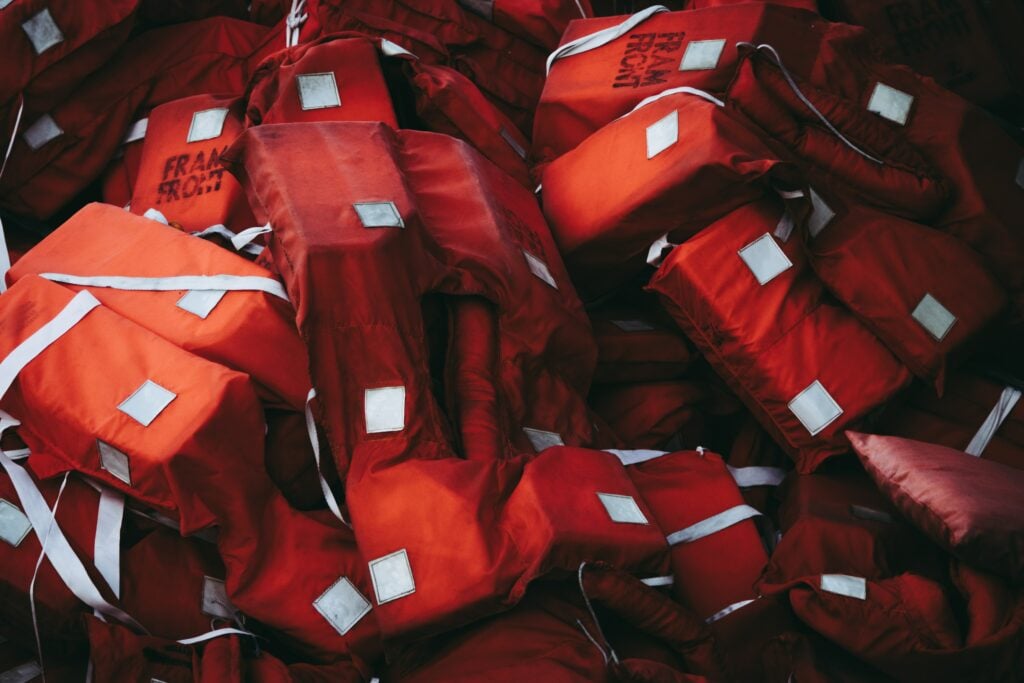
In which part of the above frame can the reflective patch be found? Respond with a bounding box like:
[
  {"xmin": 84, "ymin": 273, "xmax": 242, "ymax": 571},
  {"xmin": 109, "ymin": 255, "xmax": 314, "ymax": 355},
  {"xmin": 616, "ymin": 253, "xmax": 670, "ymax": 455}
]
[
  {"xmin": 1016, "ymin": 158, "xmax": 1024, "ymax": 189},
  {"xmin": 597, "ymin": 492, "xmax": 648, "ymax": 524},
  {"xmin": 500, "ymin": 127, "xmax": 527, "ymax": 159},
  {"xmin": 97, "ymin": 441, "xmax": 131, "ymax": 485},
  {"xmin": 867, "ymin": 82, "xmax": 914, "ymax": 126},
  {"xmin": 118, "ymin": 380, "xmax": 176, "ymax": 427},
  {"xmin": 641, "ymin": 575, "xmax": 674, "ymax": 588},
  {"xmin": 313, "ymin": 576, "xmax": 371, "ymax": 636},
  {"xmin": 0, "ymin": 0, "xmax": 15, "ymax": 9},
  {"xmin": 353, "ymin": 201, "xmax": 404, "ymax": 228},
  {"xmin": 0, "ymin": 499, "xmax": 31, "ymax": 548},
  {"xmin": 820, "ymin": 574, "xmax": 867, "ymax": 600},
  {"xmin": 523, "ymin": 427, "xmax": 564, "ymax": 452},
  {"xmin": 22, "ymin": 114, "xmax": 63, "ymax": 150},
  {"xmin": 369, "ymin": 549, "xmax": 416, "ymax": 604},
  {"xmin": 678, "ymin": 39, "xmax": 725, "ymax": 71},
  {"xmin": 645, "ymin": 110, "xmax": 678, "ymax": 159},
  {"xmin": 849, "ymin": 504, "xmax": 893, "ymax": 523},
  {"xmin": 176, "ymin": 289, "xmax": 226, "ymax": 319},
  {"xmin": 788, "ymin": 381, "xmax": 842, "ymax": 436},
  {"xmin": 0, "ymin": 661, "xmax": 43, "ymax": 683},
  {"xmin": 738, "ymin": 233, "xmax": 792, "ymax": 286},
  {"xmin": 705, "ymin": 598, "xmax": 755, "ymax": 624},
  {"xmin": 807, "ymin": 188, "xmax": 835, "ymax": 237},
  {"xmin": 201, "ymin": 576, "xmax": 235, "ymax": 619},
  {"xmin": 774, "ymin": 209, "xmax": 794, "ymax": 242},
  {"xmin": 22, "ymin": 8, "xmax": 63, "ymax": 54},
  {"xmin": 610, "ymin": 319, "xmax": 655, "ymax": 332},
  {"xmin": 523, "ymin": 250, "xmax": 558, "ymax": 289},
  {"xmin": 911, "ymin": 293, "xmax": 956, "ymax": 341},
  {"xmin": 186, "ymin": 108, "xmax": 229, "ymax": 143},
  {"xmin": 364, "ymin": 386, "xmax": 405, "ymax": 434},
  {"xmin": 297, "ymin": 72, "xmax": 341, "ymax": 110}
]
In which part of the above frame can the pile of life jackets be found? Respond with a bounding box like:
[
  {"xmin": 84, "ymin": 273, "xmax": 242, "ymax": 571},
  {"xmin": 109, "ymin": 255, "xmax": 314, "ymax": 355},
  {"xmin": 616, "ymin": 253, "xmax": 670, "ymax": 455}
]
[{"xmin": 0, "ymin": 1, "xmax": 1022, "ymax": 681}]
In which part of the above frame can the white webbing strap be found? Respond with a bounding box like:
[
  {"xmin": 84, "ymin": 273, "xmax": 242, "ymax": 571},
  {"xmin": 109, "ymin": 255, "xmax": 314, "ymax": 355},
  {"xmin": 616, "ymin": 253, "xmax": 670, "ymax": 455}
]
[
  {"xmin": 640, "ymin": 575, "xmax": 674, "ymax": 588},
  {"xmin": 727, "ymin": 465, "xmax": 785, "ymax": 488},
  {"xmin": 646, "ymin": 233, "xmax": 677, "ymax": 267},
  {"xmin": 0, "ymin": 96, "xmax": 26, "ymax": 292},
  {"xmin": 965, "ymin": 386, "xmax": 1022, "ymax": 457},
  {"xmin": 625, "ymin": 86, "xmax": 725, "ymax": 117},
  {"xmin": 546, "ymin": 5, "xmax": 668, "ymax": 74},
  {"xmin": 666, "ymin": 504, "xmax": 762, "ymax": 545},
  {"xmin": 0, "ymin": 414, "xmax": 144, "ymax": 631},
  {"xmin": 743, "ymin": 43, "xmax": 884, "ymax": 166},
  {"xmin": 576, "ymin": 563, "xmax": 619, "ymax": 665},
  {"xmin": 305, "ymin": 389, "xmax": 348, "ymax": 526},
  {"xmin": 93, "ymin": 488, "xmax": 125, "ymax": 599},
  {"xmin": 604, "ymin": 449, "xmax": 670, "ymax": 466},
  {"xmin": 120, "ymin": 118, "xmax": 148, "ymax": 145},
  {"xmin": 177, "ymin": 627, "xmax": 259, "ymax": 646},
  {"xmin": 191, "ymin": 223, "xmax": 269, "ymax": 256},
  {"xmin": 28, "ymin": 471, "xmax": 68, "ymax": 683},
  {"xmin": 38, "ymin": 273, "xmax": 290, "ymax": 302},
  {"xmin": 705, "ymin": 597, "xmax": 755, "ymax": 624},
  {"xmin": 285, "ymin": 0, "xmax": 308, "ymax": 47},
  {"xmin": 0, "ymin": 290, "xmax": 100, "ymax": 400}
]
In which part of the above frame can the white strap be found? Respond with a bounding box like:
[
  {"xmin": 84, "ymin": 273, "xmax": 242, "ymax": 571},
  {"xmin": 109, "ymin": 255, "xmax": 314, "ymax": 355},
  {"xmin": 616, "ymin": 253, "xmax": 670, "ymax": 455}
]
[
  {"xmin": 640, "ymin": 575, "xmax": 674, "ymax": 588},
  {"xmin": 965, "ymin": 386, "xmax": 1022, "ymax": 457},
  {"xmin": 546, "ymin": 5, "xmax": 668, "ymax": 74},
  {"xmin": 121, "ymin": 118, "xmax": 148, "ymax": 145},
  {"xmin": 0, "ymin": 414, "xmax": 144, "ymax": 630},
  {"xmin": 305, "ymin": 389, "xmax": 349, "ymax": 526},
  {"xmin": 0, "ymin": 290, "xmax": 100, "ymax": 401},
  {"xmin": 705, "ymin": 597, "xmax": 755, "ymax": 624},
  {"xmin": 624, "ymin": 86, "xmax": 724, "ymax": 117},
  {"xmin": 666, "ymin": 504, "xmax": 761, "ymax": 545},
  {"xmin": 176, "ymin": 627, "xmax": 259, "ymax": 646},
  {"xmin": 727, "ymin": 465, "xmax": 785, "ymax": 488},
  {"xmin": 604, "ymin": 449, "xmax": 670, "ymax": 466},
  {"xmin": 29, "ymin": 471, "xmax": 69, "ymax": 683},
  {"xmin": 0, "ymin": 97, "xmax": 26, "ymax": 292},
  {"xmin": 191, "ymin": 224, "xmax": 268, "ymax": 256},
  {"xmin": 94, "ymin": 488, "xmax": 125, "ymax": 598},
  {"xmin": 646, "ymin": 233, "xmax": 676, "ymax": 267},
  {"xmin": 38, "ymin": 273, "xmax": 290, "ymax": 302},
  {"xmin": 142, "ymin": 208, "xmax": 169, "ymax": 225},
  {"xmin": 576, "ymin": 563, "xmax": 619, "ymax": 665},
  {"xmin": 285, "ymin": 0, "xmax": 308, "ymax": 47}
]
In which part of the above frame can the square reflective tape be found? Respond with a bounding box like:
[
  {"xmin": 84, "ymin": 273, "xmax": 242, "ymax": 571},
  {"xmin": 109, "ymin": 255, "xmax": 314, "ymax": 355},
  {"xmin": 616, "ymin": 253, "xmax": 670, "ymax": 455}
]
[
  {"xmin": 911, "ymin": 293, "xmax": 956, "ymax": 341},
  {"xmin": 22, "ymin": 8, "xmax": 64, "ymax": 54},
  {"xmin": 353, "ymin": 201, "xmax": 404, "ymax": 228},
  {"xmin": 523, "ymin": 427, "xmax": 564, "ymax": 452},
  {"xmin": 0, "ymin": 499, "xmax": 31, "ymax": 548},
  {"xmin": 187, "ymin": 108, "xmax": 229, "ymax": 143},
  {"xmin": 369, "ymin": 549, "xmax": 416, "ymax": 604},
  {"xmin": 22, "ymin": 114, "xmax": 62, "ymax": 150},
  {"xmin": 807, "ymin": 188, "xmax": 835, "ymax": 237},
  {"xmin": 867, "ymin": 82, "xmax": 914, "ymax": 126},
  {"xmin": 646, "ymin": 110, "xmax": 678, "ymax": 159},
  {"xmin": 118, "ymin": 380, "xmax": 176, "ymax": 427},
  {"xmin": 789, "ymin": 380, "xmax": 842, "ymax": 436},
  {"xmin": 314, "ymin": 576, "xmax": 371, "ymax": 636},
  {"xmin": 97, "ymin": 440, "xmax": 132, "ymax": 485},
  {"xmin": 597, "ymin": 493, "xmax": 648, "ymax": 524},
  {"xmin": 201, "ymin": 576, "xmax": 235, "ymax": 619},
  {"xmin": 297, "ymin": 72, "xmax": 341, "ymax": 110},
  {"xmin": 678, "ymin": 39, "xmax": 725, "ymax": 71},
  {"xmin": 523, "ymin": 250, "xmax": 558, "ymax": 289},
  {"xmin": 738, "ymin": 233, "xmax": 792, "ymax": 285},
  {"xmin": 176, "ymin": 290, "xmax": 226, "ymax": 319},
  {"xmin": 364, "ymin": 386, "xmax": 405, "ymax": 434},
  {"xmin": 820, "ymin": 574, "xmax": 867, "ymax": 600}
]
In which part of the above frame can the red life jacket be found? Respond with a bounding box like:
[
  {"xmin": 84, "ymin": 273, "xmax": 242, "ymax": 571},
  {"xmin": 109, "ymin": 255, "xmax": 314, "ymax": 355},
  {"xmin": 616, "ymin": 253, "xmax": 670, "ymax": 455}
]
[
  {"xmin": 590, "ymin": 381, "xmax": 712, "ymax": 450},
  {"xmin": 589, "ymin": 304, "xmax": 694, "ymax": 385},
  {"xmin": 647, "ymin": 199, "xmax": 912, "ymax": 471}
]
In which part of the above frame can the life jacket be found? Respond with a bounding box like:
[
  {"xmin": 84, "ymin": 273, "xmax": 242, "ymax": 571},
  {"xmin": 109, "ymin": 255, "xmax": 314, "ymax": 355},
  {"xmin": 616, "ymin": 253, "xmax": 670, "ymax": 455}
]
[
  {"xmin": 125, "ymin": 94, "xmax": 255, "ymax": 232},
  {"xmin": 0, "ymin": 17, "xmax": 277, "ymax": 221},
  {"xmin": 0, "ymin": 277, "xmax": 380, "ymax": 669},
  {"xmin": 850, "ymin": 432, "xmax": 1024, "ymax": 583},
  {"xmin": 7, "ymin": 203, "xmax": 309, "ymax": 411},
  {"xmin": 540, "ymin": 86, "xmax": 795, "ymax": 299},
  {"xmin": 877, "ymin": 372, "xmax": 1024, "ymax": 470},
  {"xmin": 589, "ymin": 304, "xmax": 694, "ymax": 385},
  {"xmin": 383, "ymin": 565, "xmax": 725, "ymax": 682},
  {"xmin": 590, "ymin": 381, "xmax": 712, "ymax": 450},
  {"xmin": 647, "ymin": 199, "xmax": 912, "ymax": 472},
  {"xmin": 533, "ymin": 3, "xmax": 866, "ymax": 166}
]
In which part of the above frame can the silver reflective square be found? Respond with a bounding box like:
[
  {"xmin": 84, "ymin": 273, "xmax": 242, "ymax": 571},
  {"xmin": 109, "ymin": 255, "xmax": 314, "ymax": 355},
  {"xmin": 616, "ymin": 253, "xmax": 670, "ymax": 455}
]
[
  {"xmin": 820, "ymin": 573, "xmax": 867, "ymax": 600},
  {"xmin": 201, "ymin": 576, "xmax": 235, "ymax": 619},
  {"xmin": 867, "ymin": 82, "xmax": 914, "ymax": 126},
  {"xmin": 523, "ymin": 427, "xmax": 564, "ymax": 453},
  {"xmin": 807, "ymin": 188, "xmax": 835, "ymax": 237},
  {"xmin": 364, "ymin": 386, "xmax": 405, "ymax": 434},
  {"xmin": 97, "ymin": 440, "xmax": 131, "ymax": 485},
  {"xmin": 1016, "ymin": 158, "xmax": 1024, "ymax": 189},
  {"xmin": 911, "ymin": 293, "xmax": 956, "ymax": 341},
  {"xmin": 737, "ymin": 233, "xmax": 792, "ymax": 286},
  {"xmin": 678, "ymin": 39, "xmax": 726, "ymax": 71},
  {"xmin": 523, "ymin": 250, "xmax": 558, "ymax": 289},
  {"xmin": 186, "ymin": 108, "xmax": 229, "ymax": 143},
  {"xmin": 22, "ymin": 8, "xmax": 63, "ymax": 54},
  {"xmin": 297, "ymin": 72, "xmax": 341, "ymax": 110},
  {"xmin": 611, "ymin": 319, "xmax": 656, "ymax": 332},
  {"xmin": 314, "ymin": 576, "xmax": 371, "ymax": 636},
  {"xmin": 0, "ymin": 499, "xmax": 31, "ymax": 548},
  {"xmin": 22, "ymin": 114, "xmax": 62, "ymax": 150},
  {"xmin": 597, "ymin": 492, "xmax": 648, "ymax": 524},
  {"xmin": 0, "ymin": 661, "xmax": 43, "ymax": 683},
  {"xmin": 118, "ymin": 380, "xmax": 176, "ymax": 427},
  {"xmin": 789, "ymin": 380, "xmax": 843, "ymax": 436},
  {"xmin": 369, "ymin": 549, "xmax": 416, "ymax": 604},
  {"xmin": 176, "ymin": 290, "xmax": 226, "ymax": 319},
  {"xmin": 353, "ymin": 201, "xmax": 404, "ymax": 228},
  {"xmin": 645, "ymin": 110, "xmax": 678, "ymax": 159}
]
